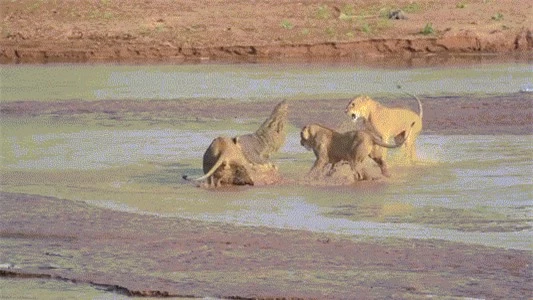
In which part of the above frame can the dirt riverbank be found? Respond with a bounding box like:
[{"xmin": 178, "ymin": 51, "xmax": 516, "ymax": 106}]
[
  {"xmin": 1, "ymin": 192, "xmax": 531, "ymax": 299},
  {"xmin": 1, "ymin": 0, "xmax": 531, "ymax": 64}
]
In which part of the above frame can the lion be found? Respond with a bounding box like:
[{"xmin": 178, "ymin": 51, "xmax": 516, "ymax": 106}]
[
  {"xmin": 186, "ymin": 136, "xmax": 255, "ymax": 187},
  {"xmin": 345, "ymin": 94, "xmax": 422, "ymax": 161},
  {"xmin": 183, "ymin": 100, "xmax": 288, "ymax": 187},
  {"xmin": 300, "ymin": 123, "xmax": 408, "ymax": 180}
]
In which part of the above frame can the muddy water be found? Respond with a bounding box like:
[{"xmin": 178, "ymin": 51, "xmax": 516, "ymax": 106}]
[
  {"xmin": 1, "ymin": 63, "xmax": 532, "ymax": 102},
  {"xmin": 0, "ymin": 278, "xmax": 130, "ymax": 300},
  {"xmin": 1, "ymin": 63, "xmax": 532, "ymax": 255},
  {"xmin": 1, "ymin": 117, "xmax": 532, "ymax": 251}
]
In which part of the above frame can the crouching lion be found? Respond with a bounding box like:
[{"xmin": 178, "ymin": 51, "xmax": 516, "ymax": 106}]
[
  {"xmin": 192, "ymin": 136, "xmax": 255, "ymax": 187},
  {"xmin": 345, "ymin": 94, "xmax": 422, "ymax": 161},
  {"xmin": 184, "ymin": 100, "xmax": 288, "ymax": 187},
  {"xmin": 300, "ymin": 123, "xmax": 408, "ymax": 181}
]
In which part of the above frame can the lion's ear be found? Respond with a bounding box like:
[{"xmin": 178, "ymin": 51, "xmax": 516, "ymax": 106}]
[{"xmin": 301, "ymin": 126, "xmax": 310, "ymax": 140}]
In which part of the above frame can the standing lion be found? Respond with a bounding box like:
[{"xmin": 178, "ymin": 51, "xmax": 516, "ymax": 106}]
[
  {"xmin": 300, "ymin": 123, "xmax": 408, "ymax": 181},
  {"xmin": 345, "ymin": 94, "xmax": 422, "ymax": 162}
]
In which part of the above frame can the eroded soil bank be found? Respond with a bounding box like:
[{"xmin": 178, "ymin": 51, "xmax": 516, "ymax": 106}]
[
  {"xmin": 1, "ymin": 0, "xmax": 531, "ymax": 64},
  {"xmin": 0, "ymin": 192, "xmax": 531, "ymax": 299}
]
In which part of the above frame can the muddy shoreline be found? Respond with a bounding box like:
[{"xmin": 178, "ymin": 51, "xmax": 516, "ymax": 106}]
[
  {"xmin": 1, "ymin": 192, "xmax": 531, "ymax": 299},
  {"xmin": 1, "ymin": 93, "xmax": 532, "ymax": 135}
]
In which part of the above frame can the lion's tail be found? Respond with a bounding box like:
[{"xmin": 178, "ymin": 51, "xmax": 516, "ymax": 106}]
[
  {"xmin": 372, "ymin": 135, "xmax": 405, "ymax": 149},
  {"xmin": 182, "ymin": 154, "xmax": 225, "ymax": 182},
  {"xmin": 404, "ymin": 92, "xmax": 423, "ymax": 120}
]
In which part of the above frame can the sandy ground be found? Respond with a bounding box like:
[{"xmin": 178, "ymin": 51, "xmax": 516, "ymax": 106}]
[{"xmin": 0, "ymin": 0, "xmax": 531, "ymax": 64}]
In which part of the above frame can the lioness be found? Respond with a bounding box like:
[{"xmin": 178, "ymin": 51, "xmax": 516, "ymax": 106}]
[
  {"xmin": 300, "ymin": 123, "xmax": 407, "ymax": 180},
  {"xmin": 183, "ymin": 100, "xmax": 288, "ymax": 187},
  {"xmin": 345, "ymin": 94, "xmax": 422, "ymax": 161},
  {"xmin": 188, "ymin": 136, "xmax": 255, "ymax": 187}
]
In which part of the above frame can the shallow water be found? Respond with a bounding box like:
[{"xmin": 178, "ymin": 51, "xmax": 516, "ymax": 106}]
[
  {"xmin": 1, "ymin": 63, "xmax": 532, "ymax": 102},
  {"xmin": 1, "ymin": 63, "xmax": 532, "ymax": 253},
  {"xmin": 1, "ymin": 115, "xmax": 532, "ymax": 250},
  {"xmin": 0, "ymin": 278, "xmax": 130, "ymax": 300}
]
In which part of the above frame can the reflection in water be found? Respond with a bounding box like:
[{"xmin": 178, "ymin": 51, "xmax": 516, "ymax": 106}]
[{"xmin": 1, "ymin": 120, "xmax": 532, "ymax": 250}]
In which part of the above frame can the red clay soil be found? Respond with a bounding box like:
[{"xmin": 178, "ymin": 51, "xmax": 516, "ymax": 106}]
[
  {"xmin": 1, "ymin": 0, "xmax": 531, "ymax": 64},
  {"xmin": 1, "ymin": 192, "xmax": 531, "ymax": 299}
]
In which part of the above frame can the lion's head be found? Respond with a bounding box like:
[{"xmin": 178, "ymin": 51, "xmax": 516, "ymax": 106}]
[
  {"xmin": 300, "ymin": 125, "xmax": 312, "ymax": 151},
  {"xmin": 345, "ymin": 95, "xmax": 373, "ymax": 122},
  {"xmin": 300, "ymin": 124, "xmax": 322, "ymax": 152}
]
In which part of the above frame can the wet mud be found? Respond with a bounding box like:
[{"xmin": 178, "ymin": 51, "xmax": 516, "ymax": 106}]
[
  {"xmin": 327, "ymin": 203, "xmax": 532, "ymax": 233},
  {"xmin": 1, "ymin": 93, "xmax": 532, "ymax": 135},
  {"xmin": 1, "ymin": 192, "xmax": 531, "ymax": 299}
]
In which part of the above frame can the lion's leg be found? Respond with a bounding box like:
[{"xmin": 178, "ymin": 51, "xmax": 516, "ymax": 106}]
[
  {"xmin": 405, "ymin": 141, "xmax": 416, "ymax": 162},
  {"xmin": 309, "ymin": 158, "xmax": 327, "ymax": 178},
  {"xmin": 204, "ymin": 176, "xmax": 218, "ymax": 188},
  {"xmin": 370, "ymin": 146, "xmax": 390, "ymax": 177},
  {"xmin": 377, "ymin": 134, "xmax": 391, "ymax": 160},
  {"xmin": 373, "ymin": 157, "xmax": 390, "ymax": 177},
  {"xmin": 213, "ymin": 163, "xmax": 232, "ymax": 187},
  {"xmin": 380, "ymin": 147, "xmax": 388, "ymax": 160},
  {"xmin": 404, "ymin": 131, "xmax": 420, "ymax": 163},
  {"xmin": 404, "ymin": 120, "xmax": 422, "ymax": 162},
  {"xmin": 308, "ymin": 147, "xmax": 328, "ymax": 177},
  {"xmin": 206, "ymin": 176, "xmax": 214, "ymax": 187},
  {"xmin": 349, "ymin": 160, "xmax": 365, "ymax": 181},
  {"xmin": 351, "ymin": 143, "xmax": 369, "ymax": 181},
  {"xmin": 309, "ymin": 161, "xmax": 322, "ymax": 175},
  {"xmin": 212, "ymin": 172, "xmax": 222, "ymax": 187}
]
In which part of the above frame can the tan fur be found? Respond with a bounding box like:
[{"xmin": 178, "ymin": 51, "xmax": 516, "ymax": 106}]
[
  {"xmin": 345, "ymin": 95, "xmax": 422, "ymax": 161},
  {"xmin": 184, "ymin": 100, "xmax": 288, "ymax": 187},
  {"xmin": 300, "ymin": 123, "xmax": 407, "ymax": 180},
  {"xmin": 197, "ymin": 136, "xmax": 254, "ymax": 187}
]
